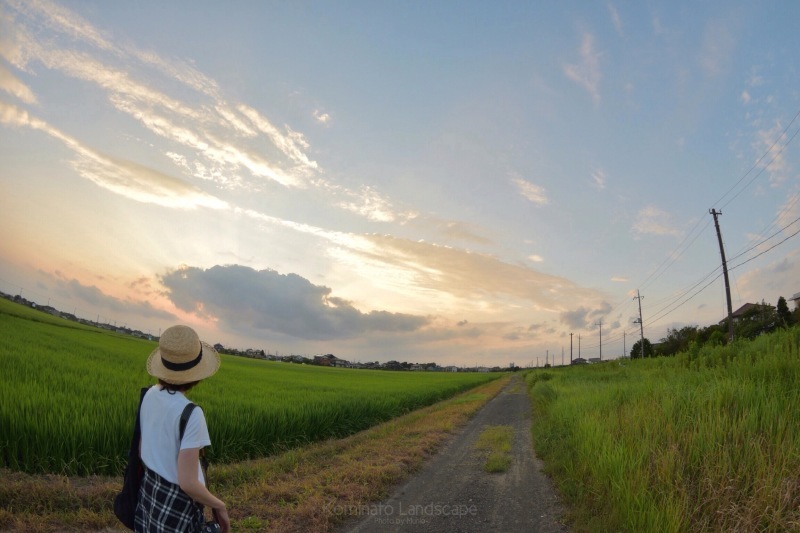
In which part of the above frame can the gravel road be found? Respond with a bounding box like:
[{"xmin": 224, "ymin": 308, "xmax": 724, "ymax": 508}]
[{"xmin": 339, "ymin": 375, "xmax": 568, "ymax": 533}]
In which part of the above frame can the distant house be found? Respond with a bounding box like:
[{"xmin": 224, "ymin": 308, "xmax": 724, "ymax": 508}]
[
  {"xmin": 588, "ymin": 357, "xmax": 602, "ymax": 364},
  {"xmin": 571, "ymin": 357, "xmax": 588, "ymax": 365},
  {"xmin": 723, "ymin": 302, "xmax": 775, "ymax": 324},
  {"xmin": 791, "ymin": 292, "xmax": 800, "ymax": 310},
  {"xmin": 313, "ymin": 354, "xmax": 351, "ymax": 368}
]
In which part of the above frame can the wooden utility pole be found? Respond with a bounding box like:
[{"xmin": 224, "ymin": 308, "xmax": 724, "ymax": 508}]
[
  {"xmin": 634, "ymin": 290, "xmax": 645, "ymax": 358},
  {"xmin": 710, "ymin": 209, "xmax": 735, "ymax": 341},
  {"xmin": 570, "ymin": 333, "xmax": 573, "ymax": 364},
  {"xmin": 595, "ymin": 319, "xmax": 603, "ymax": 361}
]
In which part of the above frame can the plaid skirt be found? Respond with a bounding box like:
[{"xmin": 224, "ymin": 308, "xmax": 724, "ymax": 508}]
[{"xmin": 134, "ymin": 466, "xmax": 204, "ymax": 533}]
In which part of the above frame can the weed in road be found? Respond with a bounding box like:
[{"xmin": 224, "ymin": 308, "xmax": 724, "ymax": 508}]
[{"xmin": 475, "ymin": 425, "xmax": 513, "ymax": 473}]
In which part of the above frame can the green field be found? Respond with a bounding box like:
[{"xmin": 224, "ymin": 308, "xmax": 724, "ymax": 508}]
[
  {"xmin": 0, "ymin": 298, "xmax": 500, "ymax": 476},
  {"xmin": 526, "ymin": 327, "xmax": 800, "ymax": 532}
]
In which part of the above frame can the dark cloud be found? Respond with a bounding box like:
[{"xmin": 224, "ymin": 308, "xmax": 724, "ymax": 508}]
[
  {"xmin": 160, "ymin": 264, "xmax": 429, "ymax": 340},
  {"xmin": 48, "ymin": 273, "xmax": 172, "ymax": 319},
  {"xmin": 560, "ymin": 302, "xmax": 611, "ymax": 330}
]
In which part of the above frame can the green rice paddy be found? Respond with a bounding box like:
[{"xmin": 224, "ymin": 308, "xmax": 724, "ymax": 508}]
[{"xmin": 0, "ymin": 298, "xmax": 499, "ymax": 476}]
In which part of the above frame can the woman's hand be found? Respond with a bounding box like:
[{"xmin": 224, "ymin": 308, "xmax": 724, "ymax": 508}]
[{"xmin": 214, "ymin": 505, "xmax": 231, "ymax": 533}]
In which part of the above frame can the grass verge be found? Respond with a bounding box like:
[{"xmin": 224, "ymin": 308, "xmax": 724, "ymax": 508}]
[
  {"xmin": 526, "ymin": 327, "xmax": 800, "ymax": 532},
  {"xmin": 474, "ymin": 425, "xmax": 513, "ymax": 473},
  {"xmin": 0, "ymin": 376, "xmax": 509, "ymax": 532}
]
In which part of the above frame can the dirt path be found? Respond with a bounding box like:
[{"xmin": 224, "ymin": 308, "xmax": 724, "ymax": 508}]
[{"xmin": 338, "ymin": 375, "xmax": 568, "ymax": 533}]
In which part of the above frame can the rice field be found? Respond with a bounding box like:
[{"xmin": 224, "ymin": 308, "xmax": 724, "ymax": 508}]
[
  {"xmin": 526, "ymin": 327, "xmax": 800, "ymax": 532},
  {"xmin": 0, "ymin": 298, "xmax": 500, "ymax": 476}
]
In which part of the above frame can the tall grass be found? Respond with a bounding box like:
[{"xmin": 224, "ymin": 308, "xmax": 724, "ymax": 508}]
[
  {"xmin": 0, "ymin": 298, "xmax": 499, "ymax": 476},
  {"xmin": 526, "ymin": 327, "xmax": 800, "ymax": 532}
]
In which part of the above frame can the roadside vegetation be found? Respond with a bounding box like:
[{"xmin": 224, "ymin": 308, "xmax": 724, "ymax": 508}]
[
  {"xmin": 527, "ymin": 326, "xmax": 800, "ymax": 531},
  {"xmin": 0, "ymin": 297, "xmax": 499, "ymax": 477}
]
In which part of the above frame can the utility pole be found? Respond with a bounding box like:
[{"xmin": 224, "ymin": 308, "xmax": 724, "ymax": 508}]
[
  {"xmin": 710, "ymin": 209, "xmax": 735, "ymax": 341},
  {"xmin": 634, "ymin": 290, "xmax": 645, "ymax": 358},
  {"xmin": 595, "ymin": 319, "xmax": 603, "ymax": 361},
  {"xmin": 570, "ymin": 333, "xmax": 574, "ymax": 364},
  {"xmin": 546, "ymin": 350, "xmax": 549, "ymax": 366},
  {"xmin": 623, "ymin": 331, "xmax": 626, "ymax": 358},
  {"xmin": 578, "ymin": 335, "xmax": 581, "ymax": 359}
]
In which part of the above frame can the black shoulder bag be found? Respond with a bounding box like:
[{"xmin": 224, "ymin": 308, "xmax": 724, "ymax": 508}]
[
  {"xmin": 179, "ymin": 403, "xmax": 222, "ymax": 533},
  {"xmin": 113, "ymin": 386, "xmax": 148, "ymax": 530}
]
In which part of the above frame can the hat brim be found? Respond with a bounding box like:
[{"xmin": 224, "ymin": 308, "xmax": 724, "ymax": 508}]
[{"xmin": 146, "ymin": 341, "xmax": 221, "ymax": 384}]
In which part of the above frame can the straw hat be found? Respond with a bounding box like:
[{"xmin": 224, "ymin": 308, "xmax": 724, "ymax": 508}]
[{"xmin": 147, "ymin": 325, "xmax": 220, "ymax": 384}]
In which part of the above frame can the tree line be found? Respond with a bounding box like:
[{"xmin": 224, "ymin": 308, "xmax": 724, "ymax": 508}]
[{"xmin": 630, "ymin": 296, "xmax": 798, "ymax": 359}]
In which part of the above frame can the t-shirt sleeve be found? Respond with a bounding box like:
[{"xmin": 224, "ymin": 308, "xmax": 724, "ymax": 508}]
[{"xmin": 180, "ymin": 406, "xmax": 212, "ymax": 450}]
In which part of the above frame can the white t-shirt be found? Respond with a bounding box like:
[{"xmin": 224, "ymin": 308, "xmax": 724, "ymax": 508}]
[{"xmin": 139, "ymin": 385, "xmax": 211, "ymax": 485}]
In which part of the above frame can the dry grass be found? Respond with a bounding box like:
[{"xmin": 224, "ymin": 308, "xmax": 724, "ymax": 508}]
[{"xmin": 0, "ymin": 376, "xmax": 509, "ymax": 532}]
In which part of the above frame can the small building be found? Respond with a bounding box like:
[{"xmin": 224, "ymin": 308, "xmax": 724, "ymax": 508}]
[
  {"xmin": 790, "ymin": 292, "xmax": 800, "ymax": 310},
  {"xmin": 313, "ymin": 354, "xmax": 351, "ymax": 368}
]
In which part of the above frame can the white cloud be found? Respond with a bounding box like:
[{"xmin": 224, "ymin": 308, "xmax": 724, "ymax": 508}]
[
  {"xmin": 610, "ymin": 276, "xmax": 628, "ymax": 282},
  {"xmin": 607, "ymin": 3, "xmax": 623, "ymax": 37},
  {"xmin": 512, "ymin": 177, "xmax": 549, "ymax": 206},
  {"xmin": 591, "ymin": 169, "xmax": 607, "ymax": 189},
  {"xmin": 753, "ymin": 122, "xmax": 792, "ymax": 188},
  {"xmin": 563, "ymin": 32, "xmax": 602, "ymax": 103},
  {"xmin": 3, "ymin": 0, "xmax": 319, "ymax": 191},
  {"xmin": 313, "ymin": 109, "xmax": 331, "ymax": 124},
  {"xmin": 741, "ymin": 90, "xmax": 751, "ymax": 104},
  {"xmin": 698, "ymin": 18, "xmax": 735, "ymax": 78},
  {"xmin": 0, "ymin": 62, "xmax": 36, "ymax": 103},
  {"xmin": 338, "ymin": 185, "xmax": 398, "ymax": 222},
  {"xmin": 632, "ymin": 206, "xmax": 681, "ymax": 237},
  {"xmin": 529, "ymin": 255, "xmax": 544, "ymax": 263},
  {"xmin": 0, "ymin": 100, "xmax": 228, "ymax": 209}
]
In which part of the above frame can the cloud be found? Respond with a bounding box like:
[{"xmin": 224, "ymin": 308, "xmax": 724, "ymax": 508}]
[
  {"xmin": 3, "ymin": 0, "xmax": 317, "ymax": 190},
  {"xmin": 591, "ymin": 169, "xmax": 607, "ymax": 189},
  {"xmin": 46, "ymin": 271, "xmax": 173, "ymax": 320},
  {"xmin": 559, "ymin": 302, "xmax": 612, "ymax": 329},
  {"xmin": 0, "ymin": 100, "xmax": 228, "ymax": 209},
  {"xmin": 698, "ymin": 18, "xmax": 735, "ymax": 78},
  {"xmin": 563, "ymin": 32, "xmax": 602, "ymax": 102},
  {"xmin": 512, "ymin": 177, "xmax": 549, "ymax": 206},
  {"xmin": 607, "ymin": 3, "xmax": 623, "ymax": 37},
  {"xmin": 313, "ymin": 109, "xmax": 331, "ymax": 124},
  {"xmin": 753, "ymin": 122, "xmax": 792, "ymax": 188},
  {"xmin": 0, "ymin": 62, "xmax": 36, "ymax": 103},
  {"xmin": 610, "ymin": 276, "xmax": 628, "ymax": 282},
  {"xmin": 338, "ymin": 185, "xmax": 401, "ymax": 222},
  {"xmin": 740, "ymin": 90, "xmax": 751, "ymax": 104},
  {"xmin": 160, "ymin": 264, "xmax": 429, "ymax": 340},
  {"xmin": 632, "ymin": 206, "xmax": 681, "ymax": 237},
  {"xmin": 529, "ymin": 255, "xmax": 544, "ymax": 263}
]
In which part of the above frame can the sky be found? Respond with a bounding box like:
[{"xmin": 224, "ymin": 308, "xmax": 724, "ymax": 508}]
[{"xmin": 1, "ymin": 1, "xmax": 799, "ymax": 367}]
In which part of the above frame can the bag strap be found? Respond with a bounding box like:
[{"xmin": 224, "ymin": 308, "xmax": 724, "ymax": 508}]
[
  {"xmin": 178, "ymin": 402, "xmax": 210, "ymax": 472},
  {"xmin": 179, "ymin": 402, "xmax": 196, "ymax": 441},
  {"xmin": 179, "ymin": 402, "xmax": 218, "ymax": 523},
  {"xmin": 130, "ymin": 387, "xmax": 148, "ymax": 460}
]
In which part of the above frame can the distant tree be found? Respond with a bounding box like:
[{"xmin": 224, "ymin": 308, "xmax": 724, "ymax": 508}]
[
  {"xmin": 706, "ymin": 329, "xmax": 727, "ymax": 347},
  {"xmin": 630, "ymin": 338, "xmax": 654, "ymax": 359},
  {"xmin": 737, "ymin": 301, "xmax": 778, "ymax": 340},
  {"xmin": 657, "ymin": 325, "xmax": 699, "ymax": 356},
  {"xmin": 777, "ymin": 296, "xmax": 794, "ymax": 327}
]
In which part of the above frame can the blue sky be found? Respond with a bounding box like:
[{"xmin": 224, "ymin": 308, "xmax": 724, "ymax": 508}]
[{"xmin": 1, "ymin": 0, "xmax": 799, "ymax": 366}]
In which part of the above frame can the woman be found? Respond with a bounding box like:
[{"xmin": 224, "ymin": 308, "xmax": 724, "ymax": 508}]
[{"xmin": 135, "ymin": 325, "xmax": 231, "ymax": 533}]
